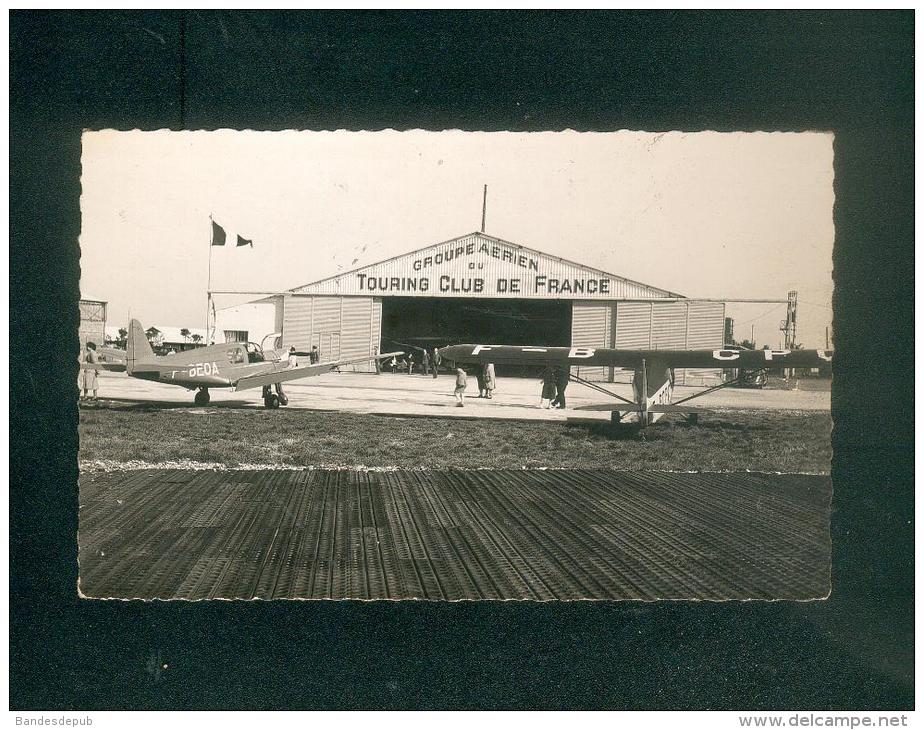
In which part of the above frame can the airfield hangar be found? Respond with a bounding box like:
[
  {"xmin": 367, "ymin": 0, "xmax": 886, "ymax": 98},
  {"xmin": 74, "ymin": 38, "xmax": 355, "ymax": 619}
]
[{"xmin": 216, "ymin": 231, "xmax": 726, "ymax": 384}]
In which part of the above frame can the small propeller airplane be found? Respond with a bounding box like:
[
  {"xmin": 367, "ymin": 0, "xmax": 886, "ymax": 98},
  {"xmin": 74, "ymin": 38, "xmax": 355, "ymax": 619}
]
[
  {"xmin": 438, "ymin": 343, "xmax": 833, "ymax": 427},
  {"xmin": 92, "ymin": 319, "xmax": 401, "ymax": 408}
]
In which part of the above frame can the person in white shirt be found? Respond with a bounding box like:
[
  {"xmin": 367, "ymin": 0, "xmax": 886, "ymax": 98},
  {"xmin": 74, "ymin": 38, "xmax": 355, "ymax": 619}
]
[{"xmin": 287, "ymin": 346, "xmax": 298, "ymax": 369}]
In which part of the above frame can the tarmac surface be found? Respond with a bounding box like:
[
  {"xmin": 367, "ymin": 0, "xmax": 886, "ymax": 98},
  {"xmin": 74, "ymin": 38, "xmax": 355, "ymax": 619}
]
[
  {"xmin": 79, "ymin": 468, "xmax": 831, "ymax": 601},
  {"xmin": 94, "ymin": 370, "xmax": 831, "ymax": 422}
]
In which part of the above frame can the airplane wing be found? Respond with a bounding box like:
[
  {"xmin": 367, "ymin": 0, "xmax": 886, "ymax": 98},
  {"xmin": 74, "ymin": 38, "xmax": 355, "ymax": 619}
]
[
  {"xmin": 98, "ymin": 346, "xmax": 127, "ymax": 362},
  {"xmin": 438, "ymin": 344, "xmax": 833, "ymax": 369},
  {"xmin": 85, "ymin": 361, "xmax": 127, "ymax": 372},
  {"xmin": 81, "ymin": 347, "xmax": 127, "ymax": 372},
  {"xmin": 233, "ymin": 351, "xmax": 403, "ymax": 391}
]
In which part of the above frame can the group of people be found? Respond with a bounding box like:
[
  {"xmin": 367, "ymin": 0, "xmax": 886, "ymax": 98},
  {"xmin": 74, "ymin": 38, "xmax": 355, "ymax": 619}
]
[
  {"xmin": 387, "ymin": 348, "xmax": 441, "ymax": 378},
  {"xmin": 452, "ymin": 362, "xmax": 568, "ymax": 409},
  {"xmin": 452, "ymin": 362, "xmax": 496, "ymax": 407},
  {"xmin": 287, "ymin": 345, "xmax": 320, "ymax": 368},
  {"xmin": 539, "ymin": 364, "xmax": 569, "ymax": 409}
]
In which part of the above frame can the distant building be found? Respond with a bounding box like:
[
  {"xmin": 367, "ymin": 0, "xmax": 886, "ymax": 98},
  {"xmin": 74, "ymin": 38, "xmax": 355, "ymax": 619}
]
[{"xmin": 79, "ymin": 296, "xmax": 107, "ymax": 350}]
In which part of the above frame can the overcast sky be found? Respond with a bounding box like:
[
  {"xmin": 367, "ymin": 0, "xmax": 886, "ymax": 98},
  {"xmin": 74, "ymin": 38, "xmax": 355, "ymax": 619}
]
[{"xmin": 80, "ymin": 130, "xmax": 834, "ymax": 348}]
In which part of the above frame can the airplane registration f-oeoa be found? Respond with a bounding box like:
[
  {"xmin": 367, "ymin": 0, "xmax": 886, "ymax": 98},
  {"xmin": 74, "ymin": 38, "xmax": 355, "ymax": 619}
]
[
  {"xmin": 97, "ymin": 319, "xmax": 401, "ymax": 408},
  {"xmin": 438, "ymin": 344, "xmax": 833, "ymax": 427}
]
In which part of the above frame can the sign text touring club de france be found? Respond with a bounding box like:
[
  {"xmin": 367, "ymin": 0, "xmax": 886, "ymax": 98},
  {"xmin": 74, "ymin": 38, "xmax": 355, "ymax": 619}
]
[{"xmin": 351, "ymin": 239, "xmax": 614, "ymax": 297}]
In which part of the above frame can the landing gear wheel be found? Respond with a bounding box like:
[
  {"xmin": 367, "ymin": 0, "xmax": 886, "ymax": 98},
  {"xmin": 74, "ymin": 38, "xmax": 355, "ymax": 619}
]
[
  {"xmin": 264, "ymin": 393, "xmax": 280, "ymax": 409},
  {"xmin": 194, "ymin": 389, "xmax": 210, "ymax": 406},
  {"xmin": 279, "ymin": 395, "xmax": 289, "ymax": 406}
]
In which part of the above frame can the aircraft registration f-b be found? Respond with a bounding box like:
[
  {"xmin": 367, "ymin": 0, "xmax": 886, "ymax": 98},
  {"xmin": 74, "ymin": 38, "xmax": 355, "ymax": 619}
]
[
  {"xmin": 438, "ymin": 344, "xmax": 833, "ymax": 427},
  {"xmin": 111, "ymin": 319, "xmax": 400, "ymax": 408}
]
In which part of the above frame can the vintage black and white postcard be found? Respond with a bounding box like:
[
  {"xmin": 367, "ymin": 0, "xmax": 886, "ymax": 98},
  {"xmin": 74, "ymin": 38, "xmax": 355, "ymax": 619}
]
[{"xmin": 77, "ymin": 129, "xmax": 834, "ymax": 602}]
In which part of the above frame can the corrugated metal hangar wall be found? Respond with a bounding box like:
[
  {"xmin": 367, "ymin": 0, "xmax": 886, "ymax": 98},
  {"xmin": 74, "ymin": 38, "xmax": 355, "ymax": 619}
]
[
  {"xmin": 572, "ymin": 300, "xmax": 726, "ymax": 385},
  {"xmin": 269, "ymin": 232, "xmax": 726, "ymax": 382},
  {"xmin": 281, "ymin": 295, "xmax": 382, "ymax": 368}
]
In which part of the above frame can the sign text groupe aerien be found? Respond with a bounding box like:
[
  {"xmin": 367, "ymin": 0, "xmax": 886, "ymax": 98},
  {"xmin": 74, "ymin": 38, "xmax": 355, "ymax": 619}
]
[{"xmin": 353, "ymin": 240, "xmax": 613, "ymax": 295}]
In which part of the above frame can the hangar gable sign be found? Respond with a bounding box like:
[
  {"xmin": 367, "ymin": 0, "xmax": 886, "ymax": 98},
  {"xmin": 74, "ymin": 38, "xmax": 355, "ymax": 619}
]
[{"xmin": 292, "ymin": 232, "xmax": 678, "ymax": 300}]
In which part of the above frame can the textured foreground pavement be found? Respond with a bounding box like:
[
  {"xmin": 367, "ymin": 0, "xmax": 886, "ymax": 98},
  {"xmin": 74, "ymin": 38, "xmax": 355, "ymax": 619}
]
[{"xmin": 79, "ymin": 469, "xmax": 831, "ymax": 601}]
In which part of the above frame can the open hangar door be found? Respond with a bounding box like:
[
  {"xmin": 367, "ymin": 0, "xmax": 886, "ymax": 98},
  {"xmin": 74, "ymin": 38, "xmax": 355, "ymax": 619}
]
[{"xmin": 380, "ymin": 296, "xmax": 572, "ymax": 375}]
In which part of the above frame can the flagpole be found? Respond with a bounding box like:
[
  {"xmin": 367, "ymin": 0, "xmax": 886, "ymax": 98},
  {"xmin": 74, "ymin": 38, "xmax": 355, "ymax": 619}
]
[{"xmin": 207, "ymin": 214, "xmax": 214, "ymax": 344}]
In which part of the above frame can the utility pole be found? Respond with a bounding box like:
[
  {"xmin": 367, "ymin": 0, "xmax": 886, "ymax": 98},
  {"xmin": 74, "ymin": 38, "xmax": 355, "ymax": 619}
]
[
  {"xmin": 788, "ymin": 290, "xmax": 798, "ymax": 347},
  {"xmin": 781, "ymin": 290, "xmax": 797, "ymax": 348},
  {"xmin": 481, "ymin": 184, "xmax": 487, "ymax": 233},
  {"xmin": 207, "ymin": 215, "xmax": 214, "ymax": 343},
  {"xmin": 779, "ymin": 290, "xmax": 798, "ymax": 380},
  {"xmin": 779, "ymin": 292, "xmax": 798, "ymax": 346},
  {"xmin": 724, "ymin": 316, "xmax": 734, "ymax": 345}
]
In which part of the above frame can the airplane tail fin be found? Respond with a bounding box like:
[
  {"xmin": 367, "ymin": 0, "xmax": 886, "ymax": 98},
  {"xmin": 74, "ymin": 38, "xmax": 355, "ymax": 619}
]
[{"xmin": 125, "ymin": 318, "xmax": 155, "ymax": 374}]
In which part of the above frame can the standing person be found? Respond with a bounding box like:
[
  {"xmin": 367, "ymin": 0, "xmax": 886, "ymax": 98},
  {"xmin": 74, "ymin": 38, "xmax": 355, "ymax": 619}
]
[
  {"xmin": 475, "ymin": 363, "xmax": 487, "ymax": 398},
  {"xmin": 551, "ymin": 365, "xmax": 570, "ymax": 409},
  {"xmin": 421, "ymin": 348, "xmax": 430, "ymax": 376},
  {"xmin": 80, "ymin": 341, "xmax": 100, "ymax": 402},
  {"xmin": 373, "ymin": 346, "xmax": 381, "ymax": 375},
  {"xmin": 389, "ymin": 355, "xmax": 397, "ymax": 373},
  {"xmin": 539, "ymin": 365, "xmax": 556, "ymax": 408},
  {"xmin": 407, "ymin": 352, "xmax": 415, "ymax": 375},
  {"xmin": 454, "ymin": 364, "xmax": 467, "ymax": 407},
  {"xmin": 287, "ymin": 346, "xmax": 299, "ymax": 369},
  {"xmin": 431, "ymin": 347, "xmax": 441, "ymax": 378},
  {"xmin": 483, "ymin": 362, "xmax": 496, "ymax": 399},
  {"xmin": 310, "ymin": 345, "xmax": 320, "ymax": 364}
]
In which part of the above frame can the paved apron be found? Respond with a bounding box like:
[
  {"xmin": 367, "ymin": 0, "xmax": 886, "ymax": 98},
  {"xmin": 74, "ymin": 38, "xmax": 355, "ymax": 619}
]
[{"xmin": 79, "ymin": 469, "xmax": 831, "ymax": 601}]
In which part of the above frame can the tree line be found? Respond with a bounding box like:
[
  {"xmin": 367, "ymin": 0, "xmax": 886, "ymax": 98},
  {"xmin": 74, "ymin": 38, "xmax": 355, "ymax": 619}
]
[{"xmin": 106, "ymin": 326, "xmax": 204, "ymax": 353}]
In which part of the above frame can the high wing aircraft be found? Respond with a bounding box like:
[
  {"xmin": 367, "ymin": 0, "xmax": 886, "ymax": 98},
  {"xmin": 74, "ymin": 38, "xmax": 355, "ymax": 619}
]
[
  {"xmin": 438, "ymin": 344, "xmax": 833, "ymax": 427},
  {"xmin": 110, "ymin": 319, "xmax": 400, "ymax": 408}
]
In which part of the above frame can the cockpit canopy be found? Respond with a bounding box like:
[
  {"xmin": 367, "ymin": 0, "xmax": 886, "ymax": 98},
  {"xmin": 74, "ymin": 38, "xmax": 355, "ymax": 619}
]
[
  {"xmin": 223, "ymin": 341, "xmax": 282, "ymax": 365},
  {"xmin": 245, "ymin": 342, "xmax": 266, "ymax": 363}
]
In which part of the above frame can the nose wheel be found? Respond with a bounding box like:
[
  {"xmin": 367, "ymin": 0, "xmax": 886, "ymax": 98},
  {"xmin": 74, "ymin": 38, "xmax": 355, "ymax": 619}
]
[{"xmin": 194, "ymin": 388, "xmax": 210, "ymax": 406}]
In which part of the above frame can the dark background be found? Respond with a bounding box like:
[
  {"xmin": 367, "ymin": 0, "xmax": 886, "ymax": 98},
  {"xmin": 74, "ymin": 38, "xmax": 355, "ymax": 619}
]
[{"xmin": 10, "ymin": 11, "xmax": 913, "ymax": 709}]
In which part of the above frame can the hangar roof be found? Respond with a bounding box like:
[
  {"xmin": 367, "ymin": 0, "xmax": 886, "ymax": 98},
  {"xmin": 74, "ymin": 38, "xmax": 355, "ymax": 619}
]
[{"xmin": 289, "ymin": 231, "xmax": 683, "ymax": 300}]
